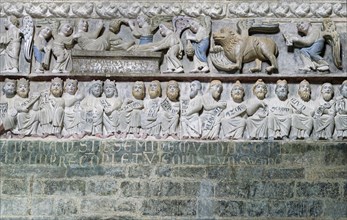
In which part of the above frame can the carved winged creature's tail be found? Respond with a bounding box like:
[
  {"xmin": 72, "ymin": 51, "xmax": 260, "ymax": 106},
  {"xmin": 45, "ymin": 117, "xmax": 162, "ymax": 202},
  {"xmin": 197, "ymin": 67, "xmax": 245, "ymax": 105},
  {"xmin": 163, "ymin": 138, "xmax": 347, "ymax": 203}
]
[{"xmin": 322, "ymin": 19, "xmax": 342, "ymax": 69}]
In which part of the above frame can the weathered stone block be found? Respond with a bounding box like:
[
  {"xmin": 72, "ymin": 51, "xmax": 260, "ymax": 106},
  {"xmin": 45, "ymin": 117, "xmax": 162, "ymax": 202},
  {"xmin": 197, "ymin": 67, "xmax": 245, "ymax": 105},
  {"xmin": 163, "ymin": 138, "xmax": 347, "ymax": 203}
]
[
  {"xmin": 66, "ymin": 166, "xmax": 105, "ymax": 177},
  {"xmin": 173, "ymin": 167, "xmax": 206, "ymax": 178},
  {"xmin": 43, "ymin": 180, "xmax": 86, "ymax": 196},
  {"xmin": 81, "ymin": 198, "xmax": 117, "ymax": 214},
  {"xmin": 250, "ymin": 181, "xmax": 294, "ymax": 199},
  {"xmin": 2, "ymin": 179, "xmax": 27, "ymax": 195},
  {"xmin": 0, "ymin": 198, "xmax": 28, "ymax": 216},
  {"xmin": 0, "ymin": 166, "xmax": 67, "ymax": 178},
  {"xmin": 32, "ymin": 198, "xmax": 54, "ymax": 216},
  {"xmin": 206, "ymin": 166, "xmax": 236, "ymax": 179},
  {"xmin": 287, "ymin": 200, "xmax": 323, "ymax": 217},
  {"xmin": 245, "ymin": 201, "xmax": 269, "ymax": 217},
  {"xmin": 215, "ymin": 181, "xmax": 249, "ymax": 199},
  {"xmin": 54, "ymin": 198, "xmax": 79, "ymax": 216},
  {"xmin": 325, "ymin": 200, "xmax": 347, "ymax": 218},
  {"xmin": 269, "ymin": 200, "xmax": 287, "ymax": 217},
  {"xmin": 155, "ymin": 166, "xmax": 172, "ymax": 177},
  {"xmin": 141, "ymin": 200, "xmax": 196, "ymax": 216},
  {"xmin": 296, "ymin": 182, "xmax": 339, "ymax": 198},
  {"xmin": 324, "ymin": 143, "xmax": 347, "ymax": 166},
  {"xmin": 86, "ymin": 179, "xmax": 118, "ymax": 196},
  {"xmin": 128, "ymin": 165, "xmax": 152, "ymax": 178},
  {"xmin": 214, "ymin": 201, "xmax": 243, "ymax": 217}
]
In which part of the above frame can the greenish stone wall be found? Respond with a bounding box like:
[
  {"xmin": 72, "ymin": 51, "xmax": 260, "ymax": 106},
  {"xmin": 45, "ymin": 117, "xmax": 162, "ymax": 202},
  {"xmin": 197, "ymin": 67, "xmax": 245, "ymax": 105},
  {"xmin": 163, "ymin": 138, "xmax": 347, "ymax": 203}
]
[{"xmin": 1, "ymin": 139, "xmax": 346, "ymax": 219}]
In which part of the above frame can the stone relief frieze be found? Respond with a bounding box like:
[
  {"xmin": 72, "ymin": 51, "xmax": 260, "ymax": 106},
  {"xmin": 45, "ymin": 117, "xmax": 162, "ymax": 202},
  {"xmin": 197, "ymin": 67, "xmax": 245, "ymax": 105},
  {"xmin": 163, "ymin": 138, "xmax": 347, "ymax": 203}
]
[
  {"xmin": 0, "ymin": 14, "xmax": 343, "ymax": 75},
  {"xmin": 1, "ymin": 2, "xmax": 346, "ymax": 19},
  {"xmin": 1, "ymin": 79, "xmax": 347, "ymax": 141}
]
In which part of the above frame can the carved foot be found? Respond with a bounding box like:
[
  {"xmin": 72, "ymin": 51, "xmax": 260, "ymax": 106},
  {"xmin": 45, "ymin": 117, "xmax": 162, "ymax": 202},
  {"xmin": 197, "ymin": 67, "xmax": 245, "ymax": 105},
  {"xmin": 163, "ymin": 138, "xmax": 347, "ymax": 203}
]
[
  {"xmin": 266, "ymin": 66, "xmax": 278, "ymax": 74},
  {"xmin": 5, "ymin": 68, "xmax": 19, "ymax": 73},
  {"xmin": 250, "ymin": 67, "xmax": 261, "ymax": 73}
]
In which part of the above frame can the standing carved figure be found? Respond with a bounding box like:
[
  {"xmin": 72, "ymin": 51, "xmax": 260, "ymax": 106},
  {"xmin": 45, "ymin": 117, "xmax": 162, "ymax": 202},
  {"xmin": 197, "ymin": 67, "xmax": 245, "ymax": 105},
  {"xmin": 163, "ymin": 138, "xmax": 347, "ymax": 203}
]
[
  {"xmin": 181, "ymin": 80, "xmax": 203, "ymax": 139},
  {"xmin": 267, "ymin": 80, "xmax": 293, "ymax": 140},
  {"xmin": 158, "ymin": 80, "xmax": 180, "ymax": 139},
  {"xmin": 0, "ymin": 16, "xmax": 21, "ymax": 73},
  {"xmin": 51, "ymin": 22, "xmax": 76, "ymax": 73},
  {"xmin": 62, "ymin": 79, "xmax": 85, "ymax": 138},
  {"xmin": 220, "ymin": 80, "xmax": 247, "ymax": 140},
  {"xmin": 0, "ymin": 79, "xmax": 18, "ymax": 137},
  {"xmin": 80, "ymin": 80, "xmax": 104, "ymax": 138},
  {"xmin": 102, "ymin": 80, "xmax": 123, "ymax": 137},
  {"xmin": 246, "ymin": 79, "xmax": 269, "ymax": 140},
  {"xmin": 313, "ymin": 83, "xmax": 336, "ymax": 140},
  {"xmin": 200, "ymin": 80, "xmax": 226, "ymax": 140},
  {"xmin": 39, "ymin": 77, "xmax": 65, "ymax": 138},
  {"xmin": 185, "ymin": 16, "xmax": 211, "ymax": 73},
  {"xmin": 141, "ymin": 80, "xmax": 162, "ymax": 139},
  {"xmin": 119, "ymin": 81, "xmax": 145, "ymax": 138},
  {"xmin": 335, "ymin": 80, "xmax": 347, "ymax": 140},
  {"xmin": 33, "ymin": 26, "xmax": 53, "ymax": 73},
  {"xmin": 289, "ymin": 80, "xmax": 315, "ymax": 140}
]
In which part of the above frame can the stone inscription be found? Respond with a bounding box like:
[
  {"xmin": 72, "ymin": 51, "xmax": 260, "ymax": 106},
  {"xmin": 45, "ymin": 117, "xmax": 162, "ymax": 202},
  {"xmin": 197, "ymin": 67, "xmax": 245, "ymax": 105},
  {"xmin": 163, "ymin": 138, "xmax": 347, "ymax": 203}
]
[
  {"xmin": 73, "ymin": 59, "xmax": 159, "ymax": 74},
  {"xmin": 0, "ymin": 140, "xmax": 281, "ymax": 167}
]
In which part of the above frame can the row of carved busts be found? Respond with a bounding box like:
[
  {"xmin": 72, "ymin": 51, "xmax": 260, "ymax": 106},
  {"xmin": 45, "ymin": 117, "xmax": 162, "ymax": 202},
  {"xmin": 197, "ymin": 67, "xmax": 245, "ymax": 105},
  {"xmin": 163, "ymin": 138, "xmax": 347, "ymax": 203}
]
[
  {"xmin": 0, "ymin": 15, "xmax": 343, "ymax": 74},
  {"xmin": 1, "ymin": 78, "xmax": 346, "ymax": 140}
]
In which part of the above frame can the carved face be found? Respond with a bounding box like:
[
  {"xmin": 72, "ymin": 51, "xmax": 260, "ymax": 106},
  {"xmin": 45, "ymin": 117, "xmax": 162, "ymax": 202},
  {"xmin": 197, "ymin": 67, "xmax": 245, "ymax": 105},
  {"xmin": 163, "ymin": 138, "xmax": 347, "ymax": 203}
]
[
  {"xmin": 159, "ymin": 24, "xmax": 169, "ymax": 37},
  {"xmin": 104, "ymin": 84, "xmax": 117, "ymax": 98},
  {"xmin": 65, "ymin": 81, "xmax": 78, "ymax": 95},
  {"xmin": 321, "ymin": 83, "xmax": 333, "ymax": 101},
  {"xmin": 341, "ymin": 83, "xmax": 347, "ymax": 98},
  {"xmin": 231, "ymin": 86, "xmax": 244, "ymax": 103},
  {"xmin": 211, "ymin": 83, "xmax": 223, "ymax": 100},
  {"xmin": 149, "ymin": 81, "xmax": 161, "ymax": 99},
  {"xmin": 189, "ymin": 20, "xmax": 199, "ymax": 33},
  {"xmin": 132, "ymin": 82, "xmax": 145, "ymax": 100},
  {"xmin": 297, "ymin": 22, "xmax": 310, "ymax": 35},
  {"xmin": 3, "ymin": 81, "xmax": 16, "ymax": 97},
  {"xmin": 61, "ymin": 23, "xmax": 73, "ymax": 36},
  {"xmin": 167, "ymin": 83, "xmax": 179, "ymax": 102},
  {"xmin": 190, "ymin": 81, "xmax": 201, "ymax": 99},
  {"xmin": 213, "ymin": 28, "xmax": 237, "ymax": 46},
  {"xmin": 78, "ymin": 19, "xmax": 88, "ymax": 32},
  {"xmin": 17, "ymin": 83, "xmax": 29, "ymax": 98},
  {"xmin": 40, "ymin": 26, "xmax": 52, "ymax": 39},
  {"xmin": 51, "ymin": 81, "xmax": 63, "ymax": 97},
  {"xmin": 254, "ymin": 84, "xmax": 267, "ymax": 100},
  {"xmin": 91, "ymin": 83, "xmax": 102, "ymax": 97},
  {"xmin": 275, "ymin": 82, "xmax": 288, "ymax": 101},
  {"xmin": 298, "ymin": 83, "xmax": 311, "ymax": 102},
  {"xmin": 137, "ymin": 16, "xmax": 147, "ymax": 28}
]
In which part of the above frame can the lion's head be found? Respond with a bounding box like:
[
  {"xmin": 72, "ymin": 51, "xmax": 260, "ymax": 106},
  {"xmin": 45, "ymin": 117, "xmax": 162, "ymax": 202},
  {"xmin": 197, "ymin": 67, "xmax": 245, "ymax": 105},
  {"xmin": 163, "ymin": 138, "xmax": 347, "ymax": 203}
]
[{"xmin": 213, "ymin": 27, "xmax": 241, "ymax": 47}]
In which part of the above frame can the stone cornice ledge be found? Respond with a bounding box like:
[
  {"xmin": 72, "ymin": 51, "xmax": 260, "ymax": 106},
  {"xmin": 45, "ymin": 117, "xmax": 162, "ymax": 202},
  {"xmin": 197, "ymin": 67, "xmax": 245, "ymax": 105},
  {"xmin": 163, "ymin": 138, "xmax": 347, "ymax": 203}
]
[{"xmin": 1, "ymin": 1, "xmax": 346, "ymax": 19}]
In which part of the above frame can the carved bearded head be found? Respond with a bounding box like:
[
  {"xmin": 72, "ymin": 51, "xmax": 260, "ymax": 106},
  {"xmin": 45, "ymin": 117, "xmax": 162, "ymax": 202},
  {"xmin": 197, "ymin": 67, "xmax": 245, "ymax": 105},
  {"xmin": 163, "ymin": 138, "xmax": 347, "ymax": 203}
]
[
  {"xmin": 2, "ymin": 78, "xmax": 16, "ymax": 98},
  {"xmin": 190, "ymin": 80, "xmax": 202, "ymax": 99},
  {"xmin": 90, "ymin": 80, "xmax": 103, "ymax": 97},
  {"xmin": 149, "ymin": 80, "xmax": 162, "ymax": 99},
  {"xmin": 275, "ymin": 79, "xmax": 289, "ymax": 101},
  {"xmin": 167, "ymin": 80, "xmax": 179, "ymax": 102},
  {"xmin": 210, "ymin": 80, "xmax": 223, "ymax": 101},
  {"xmin": 231, "ymin": 80, "xmax": 244, "ymax": 103},
  {"xmin": 16, "ymin": 78, "xmax": 29, "ymax": 98},
  {"xmin": 64, "ymin": 79, "xmax": 78, "ymax": 95},
  {"xmin": 252, "ymin": 79, "xmax": 267, "ymax": 100},
  {"xmin": 321, "ymin": 83, "xmax": 334, "ymax": 102},
  {"xmin": 132, "ymin": 81, "xmax": 145, "ymax": 100},
  {"xmin": 298, "ymin": 80, "xmax": 311, "ymax": 102},
  {"xmin": 340, "ymin": 80, "xmax": 347, "ymax": 99},
  {"xmin": 50, "ymin": 77, "xmax": 63, "ymax": 98},
  {"xmin": 104, "ymin": 80, "xmax": 117, "ymax": 98}
]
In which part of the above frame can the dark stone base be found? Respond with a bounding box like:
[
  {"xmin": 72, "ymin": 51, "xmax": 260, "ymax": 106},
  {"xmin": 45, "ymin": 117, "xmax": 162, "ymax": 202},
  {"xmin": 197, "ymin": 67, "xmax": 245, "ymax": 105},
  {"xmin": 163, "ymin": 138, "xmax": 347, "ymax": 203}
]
[{"xmin": 1, "ymin": 139, "xmax": 346, "ymax": 219}]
